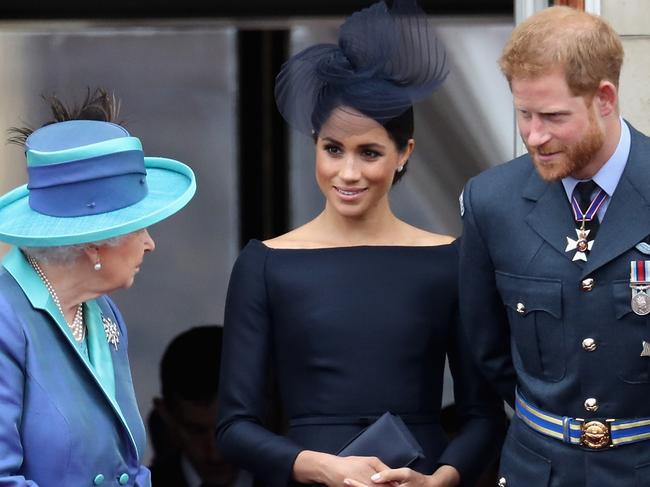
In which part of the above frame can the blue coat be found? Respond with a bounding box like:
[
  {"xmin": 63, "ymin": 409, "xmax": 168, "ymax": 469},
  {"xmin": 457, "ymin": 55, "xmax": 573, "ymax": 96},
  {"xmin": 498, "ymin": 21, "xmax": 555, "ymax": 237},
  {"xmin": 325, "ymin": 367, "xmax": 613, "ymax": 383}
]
[
  {"xmin": 459, "ymin": 122, "xmax": 650, "ymax": 486},
  {"xmin": 0, "ymin": 248, "xmax": 150, "ymax": 487}
]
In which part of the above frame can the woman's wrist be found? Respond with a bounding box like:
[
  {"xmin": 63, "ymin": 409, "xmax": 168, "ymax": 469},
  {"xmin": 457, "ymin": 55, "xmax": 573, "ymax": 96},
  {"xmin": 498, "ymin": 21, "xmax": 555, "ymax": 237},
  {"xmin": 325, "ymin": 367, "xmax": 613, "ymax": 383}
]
[
  {"xmin": 429, "ymin": 464, "xmax": 461, "ymax": 487},
  {"xmin": 293, "ymin": 450, "xmax": 335, "ymax": 484}
]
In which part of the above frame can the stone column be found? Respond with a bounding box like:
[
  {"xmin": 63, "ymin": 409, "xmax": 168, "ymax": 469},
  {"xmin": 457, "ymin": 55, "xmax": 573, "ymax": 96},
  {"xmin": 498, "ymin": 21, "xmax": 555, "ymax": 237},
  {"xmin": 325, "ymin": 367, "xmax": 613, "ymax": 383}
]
[{"xmin": 600, "ymin": 0, "xmax": 650, "ymax": 135}]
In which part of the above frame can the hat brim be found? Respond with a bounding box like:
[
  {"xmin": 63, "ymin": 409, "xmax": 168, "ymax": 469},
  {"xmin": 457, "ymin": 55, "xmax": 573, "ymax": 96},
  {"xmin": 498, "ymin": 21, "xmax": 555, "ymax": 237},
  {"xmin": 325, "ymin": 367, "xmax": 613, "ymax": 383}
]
[{"xmin": 0, "ymin": 157, "xmax": 196, "ymax": 247}]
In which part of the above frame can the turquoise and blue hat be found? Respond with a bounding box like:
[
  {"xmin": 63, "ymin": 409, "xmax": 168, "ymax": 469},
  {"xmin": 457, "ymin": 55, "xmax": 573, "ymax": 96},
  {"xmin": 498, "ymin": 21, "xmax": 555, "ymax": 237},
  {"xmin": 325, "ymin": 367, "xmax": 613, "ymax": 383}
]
[{"xmin": 0, "ymin": 120, "xmax": 196, "ymax": 247}]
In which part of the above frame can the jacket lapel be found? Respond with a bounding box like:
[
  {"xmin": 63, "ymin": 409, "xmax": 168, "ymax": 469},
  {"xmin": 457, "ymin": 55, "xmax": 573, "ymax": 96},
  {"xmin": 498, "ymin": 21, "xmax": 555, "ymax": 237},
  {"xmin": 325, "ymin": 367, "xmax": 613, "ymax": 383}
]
[
  {"xmin": 48, "ymin": 299, "xmax": 140, "ymax": 458},
  {"xmin": 523, "ymin": 166, "xmax": 585, "ymax": 269},
  {"xmin": 582, "ymin": 126, "xmax": 650, "ymax": 278},
  {"xmin": 95, "ymin": 298, "xmax": 143, "ymax": 459}
]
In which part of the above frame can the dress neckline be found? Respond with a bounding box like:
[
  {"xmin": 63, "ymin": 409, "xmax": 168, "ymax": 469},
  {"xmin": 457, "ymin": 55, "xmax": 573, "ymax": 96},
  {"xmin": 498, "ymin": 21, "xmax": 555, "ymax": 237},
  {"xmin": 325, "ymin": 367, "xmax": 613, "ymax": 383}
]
[{"xmin": 252, "ymin": 238, "xmax": 456, "ymax": 251}]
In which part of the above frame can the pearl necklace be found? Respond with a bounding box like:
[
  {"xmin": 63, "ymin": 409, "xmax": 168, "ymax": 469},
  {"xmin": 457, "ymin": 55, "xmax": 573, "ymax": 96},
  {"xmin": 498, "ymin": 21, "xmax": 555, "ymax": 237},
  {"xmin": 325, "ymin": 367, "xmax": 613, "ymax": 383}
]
[{"xmin": 27, "ymin": 256, "xmax": 86, "ymax": 342}]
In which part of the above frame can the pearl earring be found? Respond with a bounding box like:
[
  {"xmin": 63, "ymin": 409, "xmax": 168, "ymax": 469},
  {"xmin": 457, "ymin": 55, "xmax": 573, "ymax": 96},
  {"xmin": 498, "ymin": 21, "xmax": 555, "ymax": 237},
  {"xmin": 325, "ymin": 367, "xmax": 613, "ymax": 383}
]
[
  {"xmin": 397, "ymin": 165, "xmax": 404, "ymax": 173},
  {"xmin": 94, "ymin": 259, "xmax": 102, "ymax": 271}
]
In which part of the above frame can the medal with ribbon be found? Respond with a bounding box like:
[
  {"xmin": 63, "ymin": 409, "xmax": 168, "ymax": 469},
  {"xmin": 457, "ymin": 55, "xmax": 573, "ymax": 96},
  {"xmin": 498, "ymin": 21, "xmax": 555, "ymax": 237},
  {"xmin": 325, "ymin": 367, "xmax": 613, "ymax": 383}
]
[
  {"xmin": 630, "ymin": 261, "xmax": 650, "ymax": 316},
  {"xmin": 565, "ymin": 186, "xmax": 607, "ymax": 262}
]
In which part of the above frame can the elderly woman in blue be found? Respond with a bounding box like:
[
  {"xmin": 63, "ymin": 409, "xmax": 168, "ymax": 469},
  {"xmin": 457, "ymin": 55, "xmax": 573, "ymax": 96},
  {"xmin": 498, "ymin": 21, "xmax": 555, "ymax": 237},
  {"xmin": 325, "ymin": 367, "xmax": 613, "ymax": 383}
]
[{"xmin": 0, "ymin": 91, "xmax": 195, "ymax": 486}]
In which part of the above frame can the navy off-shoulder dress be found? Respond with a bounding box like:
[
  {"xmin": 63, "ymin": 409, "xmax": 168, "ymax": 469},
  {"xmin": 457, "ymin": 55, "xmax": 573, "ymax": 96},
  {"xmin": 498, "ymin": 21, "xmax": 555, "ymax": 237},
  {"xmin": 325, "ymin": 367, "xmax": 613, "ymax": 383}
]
[{"xmin": 217, "ymin": 239, "xmax": 504, "ymax": 487}]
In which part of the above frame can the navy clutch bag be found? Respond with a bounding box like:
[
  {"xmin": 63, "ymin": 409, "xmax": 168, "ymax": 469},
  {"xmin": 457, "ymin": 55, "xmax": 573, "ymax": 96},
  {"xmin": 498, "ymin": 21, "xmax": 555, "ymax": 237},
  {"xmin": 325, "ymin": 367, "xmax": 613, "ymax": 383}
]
[{"xmin": 336, "ymin": 412, "xmax": 425, "ymax": 468}]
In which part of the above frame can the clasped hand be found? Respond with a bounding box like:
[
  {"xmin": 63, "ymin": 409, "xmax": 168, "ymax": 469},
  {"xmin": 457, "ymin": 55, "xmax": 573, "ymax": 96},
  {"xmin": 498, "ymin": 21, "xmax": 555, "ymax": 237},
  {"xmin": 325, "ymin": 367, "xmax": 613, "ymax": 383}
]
[
  {"xmin": 324, "ymin": 455, "xmax": 397, "ymax": 486},
  {"xmin": 343, "ymin": 464, "xmax": 460, "ymax": 487},
  {"xmin": 293, "ymin": 450, "xmax": 459, "ymax": 487},
  {"xmin": 293, "ymin": 451, "xmax": 395, "ymax": 487}
]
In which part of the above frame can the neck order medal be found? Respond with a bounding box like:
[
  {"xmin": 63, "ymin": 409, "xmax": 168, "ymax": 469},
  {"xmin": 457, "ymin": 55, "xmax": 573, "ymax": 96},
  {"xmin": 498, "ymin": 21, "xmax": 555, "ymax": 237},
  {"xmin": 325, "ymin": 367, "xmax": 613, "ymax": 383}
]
[{"xmin": 565, "ymin": 187, "xmax": 607, "ymax": 262}]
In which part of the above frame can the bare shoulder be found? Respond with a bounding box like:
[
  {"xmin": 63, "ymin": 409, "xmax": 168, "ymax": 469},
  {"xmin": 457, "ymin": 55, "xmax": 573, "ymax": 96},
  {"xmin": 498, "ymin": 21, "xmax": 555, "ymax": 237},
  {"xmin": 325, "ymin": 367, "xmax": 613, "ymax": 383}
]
[{"xmin": 400, "ymin": 223, "xmax": 456, "ymax": 247}]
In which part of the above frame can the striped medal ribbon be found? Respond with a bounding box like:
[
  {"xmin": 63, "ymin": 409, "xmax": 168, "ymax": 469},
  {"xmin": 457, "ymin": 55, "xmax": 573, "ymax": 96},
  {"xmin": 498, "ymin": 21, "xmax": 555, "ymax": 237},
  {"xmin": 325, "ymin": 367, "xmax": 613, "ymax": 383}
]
[{"xmin": 630, "ymin": 260, "xmax": 650, "ymax": 316}]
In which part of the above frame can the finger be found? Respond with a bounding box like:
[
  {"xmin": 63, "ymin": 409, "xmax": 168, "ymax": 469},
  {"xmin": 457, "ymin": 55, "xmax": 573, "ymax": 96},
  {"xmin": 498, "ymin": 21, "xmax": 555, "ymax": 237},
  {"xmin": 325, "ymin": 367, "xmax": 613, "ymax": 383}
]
[
  {"xmin": 368, "ymin": 457, "xmax": 391, "ymax": 472},
  {"xmin": 344, "ymin": 478, "xmax": 369, "ymax": 487},
  {"xmin": 371, "ymin": 468, "xmax": 412, "ymax": 483}
]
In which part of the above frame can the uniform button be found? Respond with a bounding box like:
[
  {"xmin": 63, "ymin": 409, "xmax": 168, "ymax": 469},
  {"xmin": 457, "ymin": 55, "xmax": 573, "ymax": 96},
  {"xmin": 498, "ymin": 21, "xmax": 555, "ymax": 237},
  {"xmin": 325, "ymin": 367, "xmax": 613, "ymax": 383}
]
[
  {"xmin": 118, "ymin": 473, "xmax": 129, "ymax": 485},
  {"xmin": 581, "ymin": 278, "xmax": 594, "ymax": 291},
  {"xmin": 498, "ymin": 477, "xmax": 507, "ymax": 487},
  {"xmin": 584, "ymin": 398, "xmax": 599, "ymax": 412},
  {"xmin": 582, "ymin": 338, "xmax": 597, "ymax": 352},
  {"xmin": 516, "ymin": 303, "xmax": 526, "ymax": 314},
  {"xmin": 93, "ymin": 474, "xmax": 104, "ymax": 485}
]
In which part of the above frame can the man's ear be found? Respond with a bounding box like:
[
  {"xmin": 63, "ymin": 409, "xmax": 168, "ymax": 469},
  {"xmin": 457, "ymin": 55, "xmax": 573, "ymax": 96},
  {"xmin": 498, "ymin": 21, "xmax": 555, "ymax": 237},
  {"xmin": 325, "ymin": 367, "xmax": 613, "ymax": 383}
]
[{"xmin": 594, "ymin": 80, "xmax": 618, "ymax": 117}]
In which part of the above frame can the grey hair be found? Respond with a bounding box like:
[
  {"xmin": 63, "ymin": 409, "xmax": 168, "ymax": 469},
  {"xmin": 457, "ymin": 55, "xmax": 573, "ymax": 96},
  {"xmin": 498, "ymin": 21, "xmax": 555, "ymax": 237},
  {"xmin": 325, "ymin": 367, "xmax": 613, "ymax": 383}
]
[{"xmin": 21, "ymin": 235, "xmax": 126, "ymax": 266}]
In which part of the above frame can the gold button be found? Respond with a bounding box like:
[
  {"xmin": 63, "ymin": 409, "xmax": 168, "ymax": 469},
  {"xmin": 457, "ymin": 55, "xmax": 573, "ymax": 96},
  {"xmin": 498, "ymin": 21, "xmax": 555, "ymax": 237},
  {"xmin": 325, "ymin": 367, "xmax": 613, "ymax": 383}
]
[
  {"xmin": 516, "ymin": 303, "xmax": 526, "ymax": 314},
  {"xmin": 582, "ymin": 338, "xmax": 597, "ymax": 352},
  {"xmin": 584, "ymin": 398, "xmax": 599, "ymax": 412},
  {"xmin": 581, "ymin": 278, "xmax": 594, "ymax": 291},
  {"xmin": 498, "ymin": 478, "xmax": 507, "ymax": 487}
]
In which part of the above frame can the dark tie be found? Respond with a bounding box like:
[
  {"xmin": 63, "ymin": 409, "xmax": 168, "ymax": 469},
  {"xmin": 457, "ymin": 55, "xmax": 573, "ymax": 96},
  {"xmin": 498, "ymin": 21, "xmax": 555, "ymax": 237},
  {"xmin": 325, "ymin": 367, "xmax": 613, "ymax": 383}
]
[{"xmin": 573, "ymin": 180, "xmax": 600, "ymax": 236}]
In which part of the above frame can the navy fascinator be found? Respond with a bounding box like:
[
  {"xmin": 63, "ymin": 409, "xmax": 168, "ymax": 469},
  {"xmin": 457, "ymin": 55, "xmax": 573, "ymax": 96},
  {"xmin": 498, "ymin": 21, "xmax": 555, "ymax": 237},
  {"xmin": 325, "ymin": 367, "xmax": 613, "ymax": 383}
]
[{"xmin": 274, "ymin": 0, "xmax": 448, "ymax": 135}]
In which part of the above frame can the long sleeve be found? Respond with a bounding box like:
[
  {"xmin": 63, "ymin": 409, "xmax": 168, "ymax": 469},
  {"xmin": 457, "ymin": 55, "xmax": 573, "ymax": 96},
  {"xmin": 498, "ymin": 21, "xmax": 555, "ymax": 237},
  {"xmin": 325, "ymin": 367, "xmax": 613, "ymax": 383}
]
[
  {"xmin": 0, "ymin": 293, "xmax": 39, "ymax": 486},
  {"xmin": 134, "ymin": 466, "xmax": 152, "ymax": 487},
  {"xmin": 459, "ymin": 179, "xmax": 517, "ymax": 406},
  {"xmin": 436, "ymin": 242, "xmax": 506, "ymax": 486},
  {"xmin": 217, "ymin": 242, "xmax": 303, "ymax": 487}
]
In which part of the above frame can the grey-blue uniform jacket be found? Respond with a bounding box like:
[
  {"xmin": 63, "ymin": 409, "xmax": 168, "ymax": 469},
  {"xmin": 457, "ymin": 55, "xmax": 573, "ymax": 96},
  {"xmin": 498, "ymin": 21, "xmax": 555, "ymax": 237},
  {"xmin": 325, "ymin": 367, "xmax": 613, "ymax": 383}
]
[{"xmin": 459, "ymin": 122, "xmax": 650, "ymax": 486}]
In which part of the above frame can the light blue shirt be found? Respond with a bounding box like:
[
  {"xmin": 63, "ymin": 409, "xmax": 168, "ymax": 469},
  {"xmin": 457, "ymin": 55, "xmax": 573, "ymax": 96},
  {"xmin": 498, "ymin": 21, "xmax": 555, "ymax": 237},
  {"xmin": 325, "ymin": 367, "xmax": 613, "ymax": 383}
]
[{"xmin": 561, "ymin": 118, "xmax": 631, "ymax": 222}]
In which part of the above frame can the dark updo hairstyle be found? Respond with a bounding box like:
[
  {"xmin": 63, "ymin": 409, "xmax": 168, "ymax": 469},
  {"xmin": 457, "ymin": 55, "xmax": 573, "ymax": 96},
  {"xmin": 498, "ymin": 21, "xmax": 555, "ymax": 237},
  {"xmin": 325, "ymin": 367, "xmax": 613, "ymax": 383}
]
[{"xmin": 380, "ymin": 106, "xmax": 414, "ymax": 184}]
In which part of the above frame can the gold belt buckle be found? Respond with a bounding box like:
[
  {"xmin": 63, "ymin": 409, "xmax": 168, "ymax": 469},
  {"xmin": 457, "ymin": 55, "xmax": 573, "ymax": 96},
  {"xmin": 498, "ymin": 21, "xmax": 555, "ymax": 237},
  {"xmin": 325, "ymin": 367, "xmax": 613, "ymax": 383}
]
[{"xmin": 577, "ymin": 418, "xmax": 614, "ymax": 449}]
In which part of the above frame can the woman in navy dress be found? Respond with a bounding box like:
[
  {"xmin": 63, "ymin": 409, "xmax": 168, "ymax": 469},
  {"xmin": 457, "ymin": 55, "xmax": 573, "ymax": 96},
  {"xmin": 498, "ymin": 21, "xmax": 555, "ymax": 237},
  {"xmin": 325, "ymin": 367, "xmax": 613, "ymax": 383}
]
[{"xmin": 217, "ymin": 2, "xmax": 505, "ymax": 486}]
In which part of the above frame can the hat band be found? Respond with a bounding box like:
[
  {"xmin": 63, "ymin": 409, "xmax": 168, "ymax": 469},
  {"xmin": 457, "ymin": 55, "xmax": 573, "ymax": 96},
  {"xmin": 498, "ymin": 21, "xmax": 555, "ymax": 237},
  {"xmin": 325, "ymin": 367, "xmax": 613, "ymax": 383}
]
[
  {"xmin": 27, "ymin": 150, "xmax": 148, "ymax": 217},
  {"xmin": 27, "ymin": 136, "xmax": 143, "ymax": 166}
]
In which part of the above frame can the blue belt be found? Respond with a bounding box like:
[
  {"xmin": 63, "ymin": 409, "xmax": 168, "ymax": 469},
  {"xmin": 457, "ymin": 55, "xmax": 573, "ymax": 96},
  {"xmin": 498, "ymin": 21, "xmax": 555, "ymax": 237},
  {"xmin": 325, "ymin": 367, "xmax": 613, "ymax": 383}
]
[{"xmin": 515, "ymin": 390, "xmax": 650, "ymax": 449}]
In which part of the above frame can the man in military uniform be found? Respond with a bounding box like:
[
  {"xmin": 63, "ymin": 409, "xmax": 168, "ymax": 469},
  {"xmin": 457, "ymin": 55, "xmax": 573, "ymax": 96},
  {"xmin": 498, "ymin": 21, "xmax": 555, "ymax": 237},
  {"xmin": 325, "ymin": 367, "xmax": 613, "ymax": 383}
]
[{"xmin": 459, "ymin": 6, "xmax": 650, "ymax": 486}]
